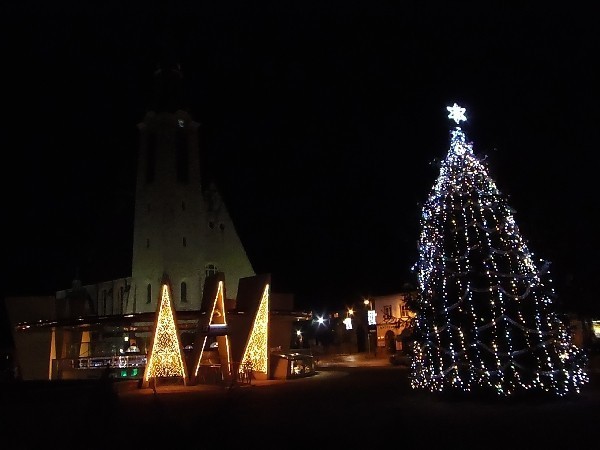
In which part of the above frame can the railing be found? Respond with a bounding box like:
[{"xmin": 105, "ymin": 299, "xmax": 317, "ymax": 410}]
[{"xmin": 57, "ymin": 354, "xmax": 147, "ymax": 371}]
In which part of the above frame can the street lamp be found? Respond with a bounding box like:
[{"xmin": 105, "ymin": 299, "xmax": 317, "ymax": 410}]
[{"xmin": 364, "ymin": 298, "xmax": 374, "ymax": 356}]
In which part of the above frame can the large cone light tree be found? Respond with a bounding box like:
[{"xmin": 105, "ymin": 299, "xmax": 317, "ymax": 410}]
[{"xmin": 409, "ymin": 103, "xmax": 589, "ymax": 397}]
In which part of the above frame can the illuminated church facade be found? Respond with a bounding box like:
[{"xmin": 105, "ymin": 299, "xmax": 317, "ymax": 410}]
[{"xmin": 5, "ymin": 65, "xmax": 313, "ymax": 384}]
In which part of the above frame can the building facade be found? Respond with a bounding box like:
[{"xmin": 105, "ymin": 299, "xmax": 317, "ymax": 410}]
[
  {"xmin": 5, "ymin": 65, "xmax": 310, "ymax": 382},
  {"xmin": 371, "ymin": 292, "xmax": 416, "ymax": 355}
]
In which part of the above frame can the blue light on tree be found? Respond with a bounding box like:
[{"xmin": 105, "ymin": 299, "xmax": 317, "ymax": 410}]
[{"xmin": 409, "ymin": 104, "xmax": 589, "ymax": 397}]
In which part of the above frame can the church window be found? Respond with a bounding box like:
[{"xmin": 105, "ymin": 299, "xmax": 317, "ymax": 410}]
[
  {"xmin": 146, "ymin": 238, "xmax": 150, "ymax": 248},
  {"xmin": 205, "ymin": 264, "xmax": 218, "ymax": 279},
  {"xmin": 181, "ymin": 282, "xmax": 187, "ymax": 303},
  {"xmin": 176, "ymin": 129, "xmax": 189, "ymax": 183},
  {"xmin": 209, "ymin": 221, "xmax": 215, "ymax": 229},
  {"xmin": 146, "ymin": 132, "xmax": 156, "ymax": 183},
  {"xmin": 146, "ymin": 284, "xmax": 152, "ymax": 304},
  {"xmin": 183, "ymin": 237, "xmax": 187, "ymax": 247},
  {"xmin": 219, "ymin": 223, "xmax": 225, "ymax": 231}
]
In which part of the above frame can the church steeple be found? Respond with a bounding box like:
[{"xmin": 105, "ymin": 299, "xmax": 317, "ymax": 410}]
[
  {"xmin": 151, "ymin": 60, "xmax": 185, "ymax": 113},
  {"xmin": 130, "ymin": 66, "xmax": 255, "ymax": 314}
]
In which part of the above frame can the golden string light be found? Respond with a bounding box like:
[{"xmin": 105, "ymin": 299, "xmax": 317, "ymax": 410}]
[
  {"xmin": 144, "ymin": 283, "xmax": 187, "ymax": 382},
  {"xmin": 239, "ymin": 284, "xmax": 269, "ymax": 375}
]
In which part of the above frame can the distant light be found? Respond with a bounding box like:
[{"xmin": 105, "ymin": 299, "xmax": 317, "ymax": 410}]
[
  {"xmin": 348, "ymin": 308, "xmax": 354, "ymax": 316},
  {"xmin": 367, "ymin": 310, "xmax": 377, "ymax": 326},
  {"xmin": 343, "ymin": 317, "xmax": 353, "ymax": 330}
]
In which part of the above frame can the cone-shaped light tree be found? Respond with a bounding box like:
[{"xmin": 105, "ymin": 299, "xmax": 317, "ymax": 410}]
[
  {"xmin": 239, "ymin": 283, "xmax": 270, "ymax": 376},
  {"xmin": 409, "ymin": 103, "xmax": 589, "ymax": 397},
  {"xmin": 143, "ymin": 281, "xmax": 187, "ymax": 384}
]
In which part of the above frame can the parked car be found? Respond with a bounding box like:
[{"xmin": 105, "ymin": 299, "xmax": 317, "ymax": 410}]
[{"xmin": 389, "ymin": 352, "xmax": 411, "ymax": 366}]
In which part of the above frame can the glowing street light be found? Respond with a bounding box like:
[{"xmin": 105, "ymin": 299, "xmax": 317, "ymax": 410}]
[{"xmin": 364, "ymin": 298, "xmax": 376, "ymax": 356}]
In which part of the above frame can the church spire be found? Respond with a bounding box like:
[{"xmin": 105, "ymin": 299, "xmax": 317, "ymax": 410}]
[{"xmin": 151, "ymin": 59, "xmax": 185, "ymax": 113}]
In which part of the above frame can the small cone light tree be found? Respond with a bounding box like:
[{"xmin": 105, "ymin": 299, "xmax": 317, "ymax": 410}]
[
  {"xmin": 143, "ymin": 280, "xmax": 187, "ymax": 386},
  {"xmin": 409, "ymin": 103, "xmax": 589, "ymax": 397},
  {"xmin": 239, "ymin": 283, "xmax": 270, "ymax": 378},
  {"xmin": 193, "ymin": 279, "xmax": 232, "ymax": 380}
]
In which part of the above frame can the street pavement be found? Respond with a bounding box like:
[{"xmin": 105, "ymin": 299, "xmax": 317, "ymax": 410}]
[{"xmin": 1, "ymin": 353, "xmax": 598, "ymax": 449}]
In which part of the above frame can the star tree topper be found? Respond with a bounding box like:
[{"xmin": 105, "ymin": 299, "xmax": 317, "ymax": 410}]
[{"xmin": 447, "ymin": 103, "xmax": 467, "ymax": 124}]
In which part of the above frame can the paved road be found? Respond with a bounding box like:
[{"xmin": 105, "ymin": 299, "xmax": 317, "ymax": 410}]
[{"xmin": 2, "ymin": 358, "xmax": 598, "ymax": 449}]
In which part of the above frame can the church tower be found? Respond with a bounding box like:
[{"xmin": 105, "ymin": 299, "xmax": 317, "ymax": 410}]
[{"xmin": 129, "ymin": 64, "xmax": 255, "ymax": 313}]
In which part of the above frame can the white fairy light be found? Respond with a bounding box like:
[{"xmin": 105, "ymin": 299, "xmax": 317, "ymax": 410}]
[{"xmin": 447, "ymin": 103, "xmax": 467, "ymax": 124}]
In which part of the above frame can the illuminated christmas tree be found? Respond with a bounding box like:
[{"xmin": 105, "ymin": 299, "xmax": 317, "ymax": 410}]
[
  {"xmin": 409, "ymin": 103, "xmax": 589, "ymax": 397},
  {"xmin": 239, "ymin": 284, "xmax": 270, "ymax": 377},
  {"xmin": 143, "ymin": 281, "xmax": 187, "ymax": 385}
]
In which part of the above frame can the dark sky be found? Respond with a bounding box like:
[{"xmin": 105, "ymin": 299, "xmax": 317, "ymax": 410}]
[{"xmin": 2, "ymin": 2, "xmax": 598, "ymax": 335}]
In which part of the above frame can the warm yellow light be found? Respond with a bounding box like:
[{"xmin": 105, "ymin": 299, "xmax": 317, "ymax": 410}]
[
  {"xmin": 239, "ymin": 284, "xmax": 269, "ymax": 375},
  {"xmin": 144, "ymin": 284, "xmax": 187, "ymax": 381},
  {"xmin": 194, "ymin": 336, "xmax": 209, "ymax": 377},
  {"xmin": 194, "ymin": 281, "xmax": 230, "ymax": 377},
  {"xmin": 592, "ymin": 320, "xmax": 600, "ymax": 338}
]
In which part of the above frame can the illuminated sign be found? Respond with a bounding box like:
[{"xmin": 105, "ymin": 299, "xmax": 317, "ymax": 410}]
[
  {"xmin": 343, "ymin": 317, "xmax": 352, "ymax": 330},
  {"xmin": 367, "ymin": 310, "xmax": 377, "ymax": 326}
]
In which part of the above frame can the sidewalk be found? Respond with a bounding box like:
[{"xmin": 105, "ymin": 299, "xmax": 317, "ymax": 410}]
[{"xmin": 316, "ymin": 352, "xmax": 391, "ymax": 368}]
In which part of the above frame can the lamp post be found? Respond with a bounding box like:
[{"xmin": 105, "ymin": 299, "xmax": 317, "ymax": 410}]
[{"xmin": 364, "ymin": 299, "xmax": 373, "ymax": 356}]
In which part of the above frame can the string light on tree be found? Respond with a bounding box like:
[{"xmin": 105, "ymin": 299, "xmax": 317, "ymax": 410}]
[
  {"xmin": 409, "ymin": 103, "xmax": 589, "ymax": 397},
  {"xmin": 144, "ymin": 282, "xmax": 187, "ymax": 383},
  {"xmin": 239, "ymin": 284, "xmax": 270, "ymax": 375}
]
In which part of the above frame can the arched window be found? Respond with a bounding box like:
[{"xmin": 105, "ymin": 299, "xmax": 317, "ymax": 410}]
[
  {"xmin": 205, "ymin": 263, "xmax": 218, "ymax": 279},
  {"xmin": 181, "ymin": 282, "xmax": 187, "ymax": 303},
  {"xmin": 146, "ymin": 284, "xmax": 152, "ymax": 304}
]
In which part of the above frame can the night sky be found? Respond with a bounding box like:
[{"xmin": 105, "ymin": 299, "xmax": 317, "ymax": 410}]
[{"xmin": 2, "ymin": 2, "xmax": 598, "ymax": 342}]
